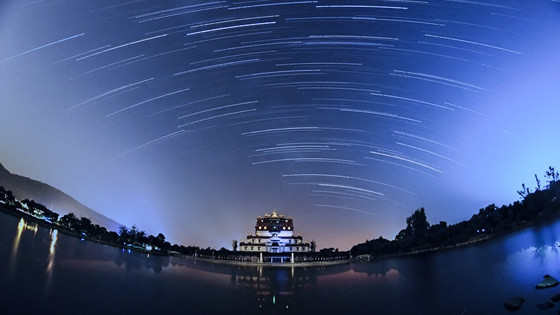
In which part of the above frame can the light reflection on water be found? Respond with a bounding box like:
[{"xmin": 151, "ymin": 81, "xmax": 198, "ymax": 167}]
[
  {"xmin": 5, "ymin": 213, "xmax": 560, "ymax": 314},
  {"xmin": 45, "ymin": 229, "xmax": 58, "ymax": 291},
  {"xmin": 11, "ymin": 219, "xmax": 25, "ymax": 257},
  {"xmin": 9, "ymin": 218, "xmax": 26, "ymax": 274},
  {"xmin": 505, "ymin": 242, "xmax": 560, "ymax": 283},
  {"xmin": 9, "ymin": 218, "xmax": 40, "ymax": 275},
  {"xmin": 49, "ymin": 229, "xmax": 58, "ymax": 256}
]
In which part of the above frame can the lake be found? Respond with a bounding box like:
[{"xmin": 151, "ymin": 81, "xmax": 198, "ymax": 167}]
[{"xmin": 2, "ymin": 211, "xmax": 560, "ymax": 315}]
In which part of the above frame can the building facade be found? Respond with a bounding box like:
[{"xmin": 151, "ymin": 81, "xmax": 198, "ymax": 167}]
[{"xmin": 239, "ymin": 211, "xmax": 311, "ymax": 253}]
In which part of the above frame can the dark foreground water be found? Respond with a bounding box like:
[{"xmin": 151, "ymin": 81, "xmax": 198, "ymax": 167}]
[{"xmin": 3, "ymin": 212, "xmax": 560, "ymax": 315}]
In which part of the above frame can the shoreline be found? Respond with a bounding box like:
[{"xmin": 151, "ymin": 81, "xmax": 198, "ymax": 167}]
[
  {"xmin": 363, "ymin": 216, "xmax": 560, "ymax": 263},
  {"xmin": 189, "ymin": 256, "xmax": 350, "ymax": 268},
  {"xmin": 0, "ymin": 204, "xmax": 348, "ymax": 267},
  {"xmin": 364, "ymin": 235, "xmax": 492, "ymax": 262},
  {"xmin": 3, "ymin": 201, "xmax": 558, "ymax": 268},
  {"xmin": 0, "ymin": 204, "xmax": 158, "ymax": 256}
]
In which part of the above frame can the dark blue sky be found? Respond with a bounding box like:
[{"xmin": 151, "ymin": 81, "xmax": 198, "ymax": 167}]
[{"xmin": 1, "ymin": 0, "xmax": 559, "ymax": 249}]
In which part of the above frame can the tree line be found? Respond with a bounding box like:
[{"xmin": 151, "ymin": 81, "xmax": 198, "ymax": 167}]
[
  {"xmin": 0, "ymin": 185, "xmax": 339, "ymax": 258},
  {"xmin": 0, "ymin": 186, "xmax": 219, "ymax": 256},
  {"xmin": 351, "ymin": 166, "xmax": 560, "ymax": 257}
]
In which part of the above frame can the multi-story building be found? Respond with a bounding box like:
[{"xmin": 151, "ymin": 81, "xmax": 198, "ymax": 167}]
[{"xmin": 238, "ymin": 211, "xmax": 311, "ymax": 253}]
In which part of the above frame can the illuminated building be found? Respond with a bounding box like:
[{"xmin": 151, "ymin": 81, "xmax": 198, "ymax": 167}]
[{"xmin": 238, "ymin": 210, "xmax": 311, "ymax": 253}]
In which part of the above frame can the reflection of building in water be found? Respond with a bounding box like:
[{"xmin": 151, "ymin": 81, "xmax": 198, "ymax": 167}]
[
  {"xmin": 238, "ymin": 211, "xmax": 311, "ymax": 253},
  {"xmin": 228, "ymin": 264, "xmax": 351, "ymax": 313},
  {"xmin": 170, "ymin": 256, "xmax": 351, "ymax": 313},
  {"xmin": 10, "ymin": 218, "xmax": 39, "ymax": 274},
  {"xmin": 172, "ymin": 257, "xmax": 351, "ymax": 314},
  {"xmin": 231, "ymin": 266, "xmax": 316, "ymax": 312}
]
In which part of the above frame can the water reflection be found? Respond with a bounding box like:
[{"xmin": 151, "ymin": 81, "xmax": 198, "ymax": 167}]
[
  {"xmin": 0, "ymin": 214, "xmax": 401, "ymax": 314},
  {"xmin": 9, "ymin": 218, "xmax": 25, "ymax": 274},
  {"xmin": 11, "ymin": 219, "xmax": 25, "ymax": 257},
  {"xmin": 8, "ymin": 212, "xmax": 560, "ymax": 315},
  {"xmin": 112, "ymin": 250, "xmax": 171, "ymax": 273},
  {"xmin": 230, "ymin": 265, "xmax": 322, "ymax": 311},
  {"xmin": 45, "ymin": 229, "xmax": 58, "ymax": 295},
  {"xmin": 49, "ymin": 229, "xmax": 58, "ymax": 256},
  {"xmin": 46, "ymin": 229, "xmax": 58, "ymax": 290},
  {"xmin": 506, "ymin": 243, "xmax": 560, "ymax": 280},
  {"xmin": 368, "ymin": 267, "xmax": 399, "ymax": 280},
  {"xmin": 9, "ymin": 218, "xmax": 37, "ymax": 274}
]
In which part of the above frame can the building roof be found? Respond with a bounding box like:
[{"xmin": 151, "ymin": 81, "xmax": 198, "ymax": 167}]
[
  {"xmin": 246, "ymin": 235, "xmax": 304, "ymax": 239},
  {"xmin": 239, "ymin": 242, "xmax": 310, "ymax": 247},
  {"xmin": 256, "ymin": 210, "xmax": 292, "ymax": 220}
]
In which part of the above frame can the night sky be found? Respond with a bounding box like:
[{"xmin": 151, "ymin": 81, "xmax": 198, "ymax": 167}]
[{"xmin": 1, "ymin": 0, "xmax": 559, "ymax": 250}]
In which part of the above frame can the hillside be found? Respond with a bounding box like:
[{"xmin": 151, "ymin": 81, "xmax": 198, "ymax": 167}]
[{"xmin": 0, "ymin": 162, "xmax": 120, "ymax": 231}]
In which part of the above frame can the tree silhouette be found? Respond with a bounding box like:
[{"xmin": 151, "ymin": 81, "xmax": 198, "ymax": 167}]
[
  {"xmin": 406, "ymin": 208, "xmax": 430, "ymax": 239},
  {"xmin": 352, "ymin": 166, "xmax": 560, "ymax": 257},
  {"xmin": 517, "ymin": 183, "xmax": 530, "ymax": 199},
  {"xmin": 546, "ymin": 166, "xmax": 559, "ymax": 184},
  {"xmin": 0, "ymin": 186, "xmax": 194, "ymax": 255}
]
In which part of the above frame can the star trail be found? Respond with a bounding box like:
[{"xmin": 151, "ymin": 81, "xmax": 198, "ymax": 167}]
[{"xmin": 1, "ymin": 0, "xmax": 559, "ymax": 250}]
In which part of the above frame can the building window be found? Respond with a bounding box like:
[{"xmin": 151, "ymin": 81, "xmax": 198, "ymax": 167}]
[{"xmin": 250, "ymin": 246, "xmax": 253, "ymax": 251}]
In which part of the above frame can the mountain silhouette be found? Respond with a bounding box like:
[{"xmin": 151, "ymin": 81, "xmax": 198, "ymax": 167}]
[{"xmin": 0, "ymin": 162, "xmax": 119, "ymax": 230}]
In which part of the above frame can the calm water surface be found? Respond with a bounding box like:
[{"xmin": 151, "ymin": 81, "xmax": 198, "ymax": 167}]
[{"xmin": 2, "ymin": 211, "xmax": 560, "ymax": 315}]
